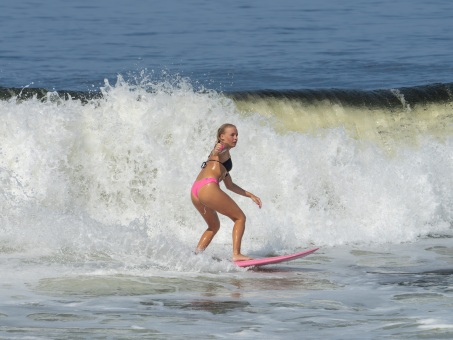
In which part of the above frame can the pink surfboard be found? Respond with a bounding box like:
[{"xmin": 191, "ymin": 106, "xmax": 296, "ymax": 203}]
[{"xmin": 234, "ymin": 247, "xmax": 319, "ymax": 268}]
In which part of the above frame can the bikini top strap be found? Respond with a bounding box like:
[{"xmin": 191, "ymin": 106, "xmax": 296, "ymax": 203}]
[{"xmin": 201, "ymin": 159, "xmax": 221, "ymax": 168}]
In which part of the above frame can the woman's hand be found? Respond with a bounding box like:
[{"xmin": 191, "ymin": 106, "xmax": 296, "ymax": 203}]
[
  {"xmin": 249, "ymin": 193, "xmax": 262, "ymax": 209},
  {"xmin": 212, "ymin": 143, "xmax": 225, "ymax": 156}
]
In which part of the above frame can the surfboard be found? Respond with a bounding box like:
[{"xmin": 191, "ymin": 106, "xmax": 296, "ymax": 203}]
[{"xmin": 234, "ymin": 247, "xmax": 319, "ymax": 268}]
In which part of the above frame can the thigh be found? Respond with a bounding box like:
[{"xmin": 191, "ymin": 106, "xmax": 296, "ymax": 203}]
[
  {"xmin": 198, "ymin": 183, "xmax": 244, "ymax": 221},
  {"xmin": 191, "ymin": 191, "xmax": 220, "ymax": 228}
]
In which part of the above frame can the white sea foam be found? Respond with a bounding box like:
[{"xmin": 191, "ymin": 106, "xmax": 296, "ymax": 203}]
[{"xmin": 1, "ymin": 76, "xmax": 452, "ymax": 271}]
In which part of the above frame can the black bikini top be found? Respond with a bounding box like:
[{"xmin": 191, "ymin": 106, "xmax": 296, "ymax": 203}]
[{"xmin": 201, "ymin": 157, "xmax": 233, "ymax": 174}]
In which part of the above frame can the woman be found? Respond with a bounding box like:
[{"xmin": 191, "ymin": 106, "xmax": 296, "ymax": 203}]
[{"xmin": 191, "ymin": 123, "xmax": 262, "ymax": 261}]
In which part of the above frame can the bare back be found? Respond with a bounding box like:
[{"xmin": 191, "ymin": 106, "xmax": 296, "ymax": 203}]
[{"xmin": 195, "ymin": 151, "xmax": 231, "ymax": 182}]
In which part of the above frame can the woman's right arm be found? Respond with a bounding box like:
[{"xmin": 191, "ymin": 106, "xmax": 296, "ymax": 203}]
[{"xmin": 224, "ymin": 175, "xmax": 262, "ymax": 208}]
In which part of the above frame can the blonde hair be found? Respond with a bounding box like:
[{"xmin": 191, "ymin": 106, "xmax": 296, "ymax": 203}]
[{"xmin": 216, "ymin": 123, "xmax": 236, "ymax": 143}]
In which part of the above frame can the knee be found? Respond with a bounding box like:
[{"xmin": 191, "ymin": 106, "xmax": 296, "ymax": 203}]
[
  {"xmin": 207, "ymin": 222, "xmax": 220, "ymax": 234},
  {"xmin": 232, "ymin": 211, "xmax": 246, "ymax": 224}
]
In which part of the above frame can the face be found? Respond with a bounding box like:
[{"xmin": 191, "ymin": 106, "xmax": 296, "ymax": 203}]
[{"xmin": 220, "ymin": 126, "xmax": 238, "ymax": 148}]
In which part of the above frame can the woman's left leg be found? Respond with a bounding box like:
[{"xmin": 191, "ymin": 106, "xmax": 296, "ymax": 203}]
[
  {"xmin": 197, "ymin": 183, "xmax": 251, "ymax": 261},
  {"xmin": 191, "ymin": 191, "xmax": 221, "ymax": 252}
]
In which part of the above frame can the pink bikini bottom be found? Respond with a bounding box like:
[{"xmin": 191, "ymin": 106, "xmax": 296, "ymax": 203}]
[{"xmin": 191, "ymin": 178, "xmax": 219, "ymax": 199}]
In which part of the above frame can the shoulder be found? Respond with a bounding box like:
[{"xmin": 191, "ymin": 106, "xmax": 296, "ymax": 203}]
[{"xmin": 219, "ymin": 151, "xmax": 231, "ymax": 162}]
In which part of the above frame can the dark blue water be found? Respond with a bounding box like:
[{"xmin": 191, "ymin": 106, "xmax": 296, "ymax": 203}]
[{"xmin": 1, "ymin": 0, "xmax": 453, "ymax": 91}]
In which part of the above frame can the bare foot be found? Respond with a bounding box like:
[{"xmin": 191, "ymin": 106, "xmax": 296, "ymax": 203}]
[{"xmin": 233, "ymin": 253, "xmax": 253, "ymax": 261}]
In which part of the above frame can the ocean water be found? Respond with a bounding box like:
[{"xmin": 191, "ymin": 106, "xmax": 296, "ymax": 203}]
[{"xmin": 1, "ymin": 0, "xmax": 453, "ymax": 339}]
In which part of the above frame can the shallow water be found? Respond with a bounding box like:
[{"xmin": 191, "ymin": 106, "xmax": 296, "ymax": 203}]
[{"xmin": 2, "ymin": 237, "xmax": 453, "ymax": 339}]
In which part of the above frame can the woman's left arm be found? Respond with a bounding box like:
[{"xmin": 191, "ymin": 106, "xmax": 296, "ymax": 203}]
[{"xmin": 224, "ymin": 175, "xmax": 262, "ymax": 208}]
